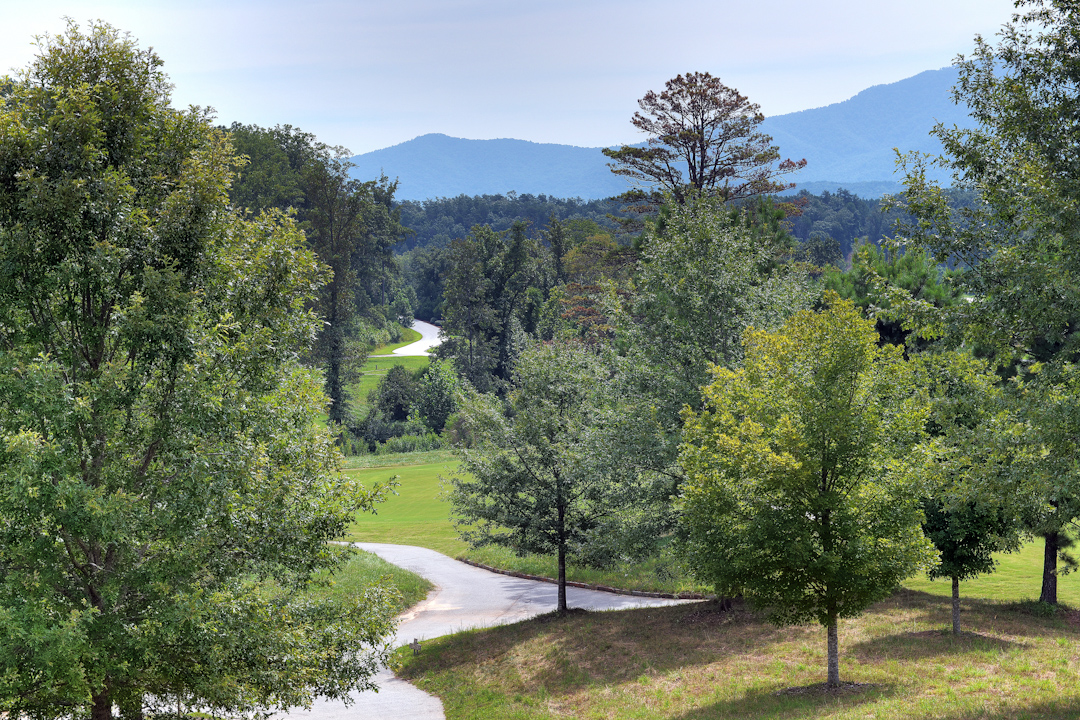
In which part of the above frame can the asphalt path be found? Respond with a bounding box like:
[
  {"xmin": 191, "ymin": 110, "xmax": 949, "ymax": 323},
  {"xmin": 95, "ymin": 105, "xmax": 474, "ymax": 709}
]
[
  {"xmin": 284, "ymin": 543, "xmax": 690, "ymax": 720},
  {"xmin": 369, "ymin": 320, "xmax": 442, "ymax": 357}
]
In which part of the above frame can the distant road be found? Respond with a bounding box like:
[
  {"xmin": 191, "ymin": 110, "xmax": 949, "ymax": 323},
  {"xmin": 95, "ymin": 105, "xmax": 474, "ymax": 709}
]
[{"xmin": 371, "ymin": 319, "xmax": 441, "ymax": 357}]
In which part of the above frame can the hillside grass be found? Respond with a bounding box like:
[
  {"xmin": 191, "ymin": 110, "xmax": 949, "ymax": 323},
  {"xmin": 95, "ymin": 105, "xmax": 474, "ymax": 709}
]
[
  {"xmin": 395, "ymin": 589, "xmax": 1080, "ymax": 720},
  {"xmin": 351, "ymin": 354, "xmax": 430, "ymax": 413},
  {"xmin": 303, "ymin": 546, "xmax": 432, "ymax": 612},
  {"xmin": 369, "ymin": 326, "xmax": 423, "ymax": 355},
  {"xmin": 343, "ymin": 452, "xmax": 1080, "ymax": 603}
]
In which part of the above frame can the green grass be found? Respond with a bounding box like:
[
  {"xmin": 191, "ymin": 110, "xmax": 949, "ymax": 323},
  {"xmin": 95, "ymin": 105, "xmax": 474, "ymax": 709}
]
[
  {"xmin": 396, "ymin": 589, "xmax": 1080, "ymax": 719},
  {"xmin": 370, "ymin": 326, "xmax": 423, "ymax": 355},
  {"xmin": 303, "ymin": 547, "xmax": 433, "ymax": 612},
  {"xmin": 904, "ymin": 541, "xmax": 1080, "ymax": 606},
  {"xmin": 342, "ymin": 456, "xmax": 464, "ymax": 555}
]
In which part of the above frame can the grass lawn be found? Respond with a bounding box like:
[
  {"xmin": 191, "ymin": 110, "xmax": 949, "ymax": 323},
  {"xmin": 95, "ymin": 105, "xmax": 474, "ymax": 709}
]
[
  {"xmin": 351, "ymin": 355, "xmax": 430, "ymax": 413},
  {"xmin": 305, "ymin": 546, "xmax": 433, "ymax": 612},
  {"xmin": 342, "ymin": 451, "xmax": 1079, "ymax": 602},
  {"xmin": 370, "ymin": 326, "xmax": 422, "ymax": 355},
  {"xmin": 906, "ymin": 541, "xmax": 1080, "ymax": 607},
  {"xmin": 396, "ymin": 589, "xmax": 1080, "ymax": 719},
  {"xmin": 342, "ymin": 452, "xmax": 464, "ymax": 556}
]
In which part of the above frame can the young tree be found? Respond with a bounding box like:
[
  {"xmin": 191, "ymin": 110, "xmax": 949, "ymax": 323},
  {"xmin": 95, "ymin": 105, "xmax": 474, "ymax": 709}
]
[
  {"xmin": 887, "ymin": 0, "xmax": 1080, "ymax": 603},
  {"xmin": 914, "ymin": 352, "xmax": 1022, "ymax": 634},
  {"xmin": 603, "ymin": 72, "xmax": 806, "ymax": 204},
  {"xmin": 679, "ymin": 295, "xmax": 936, "ymax": 688},
  {"xmin": 448, "ymin": 342, "xmax": 614, "ymax": 614},
  {"xmin": 0, "ymin": 23, "xmax": 396, "ymax": 720}
]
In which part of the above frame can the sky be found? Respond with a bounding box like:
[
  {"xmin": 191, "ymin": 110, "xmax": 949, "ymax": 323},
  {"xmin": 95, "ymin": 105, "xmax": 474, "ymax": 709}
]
[{"xmin": 1, "ymin": 0, "xmax": 1020, "ymax": 155}]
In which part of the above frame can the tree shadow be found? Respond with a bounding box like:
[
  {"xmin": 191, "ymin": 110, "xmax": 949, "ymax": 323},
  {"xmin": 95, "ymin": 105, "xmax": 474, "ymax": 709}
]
[
  {"xmin": 397, "ymin": 600, "xmax": 775, "ymax": 694},
  {"xmin": 867, "ymin": 588, "xmax": 1080, "ymax": 639},
  {"xmin": 669, "ymin": 681, "xmax": 897, "ymax": 719},
  {"xmin": 850, "ymin": 627, "xmax": 1019, "ymax": 662}
]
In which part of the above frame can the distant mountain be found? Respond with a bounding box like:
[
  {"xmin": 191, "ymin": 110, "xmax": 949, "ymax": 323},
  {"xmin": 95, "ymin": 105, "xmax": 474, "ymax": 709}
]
[
  {"xmin": 765, "ymin": 67, "xmax": 968, "ymax": 193},
  {"xmin": 349, "ymin": 67, "xmax": 972, "ymax": 201},
  {"xmin": 349, "ymin": 134, "xmax": 629, "ymax": 201}
]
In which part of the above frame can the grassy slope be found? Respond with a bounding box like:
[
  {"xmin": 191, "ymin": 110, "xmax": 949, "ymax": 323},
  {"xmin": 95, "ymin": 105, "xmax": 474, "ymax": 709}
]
[
  {"xmin": 306, "ymin": 546, "xmax": 433, "ymax": 612},
  {"xmin": 349, "ymin": 454, "xmax": 1080, "ymax": 718},
  {"xmin": 397, "ymin": 590, "xmax": 1080, "ymax": 720},
  {"xmin": 370, "ymin": 326, "xmax": 423, "ymax": 355},
  {"xmin": 345, "ymin": 452, "xmax": 1080, "ymax": 602},
  {"xmin": 351, "ymin": 355, "xmax": 430, "ymax": 414}
]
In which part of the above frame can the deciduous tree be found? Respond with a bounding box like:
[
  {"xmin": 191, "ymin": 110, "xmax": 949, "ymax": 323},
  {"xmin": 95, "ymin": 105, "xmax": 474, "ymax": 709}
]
[
  {"xmin": 448, "ymin": 342, "xmax": 614, "ymax": 614},
  {"xmin": 679, "ymin": 295, "xmax": 935, "ymax": 688},
  {"xmin": 888, "ymin": 0, "xmax": 1080, "ymax": 604},
  {"xmin": 0, "ymin": 23, "xmax": 395, "ymax": 720}
]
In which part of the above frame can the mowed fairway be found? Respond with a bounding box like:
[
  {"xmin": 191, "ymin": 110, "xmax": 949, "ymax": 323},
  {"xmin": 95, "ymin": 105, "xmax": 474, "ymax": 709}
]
[
  {"xmin": 342, "ymin": 452, "xmax": 467, "ymax": 557},
  {"xmin": 340, "ymin": 450, "xmax": 1080, "ymax": 604},
  {"xmin": 905, "ymin": 539, "xmax": 1080, "ymax": 606}
]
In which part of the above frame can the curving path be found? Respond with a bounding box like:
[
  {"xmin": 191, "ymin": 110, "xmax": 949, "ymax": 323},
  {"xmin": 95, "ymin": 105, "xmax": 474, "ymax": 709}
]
[
  {"xmin": 284, "ymin": 543, "xmax": 690, "ymax": 720},
  {"xmin": 370, "ymin": 320, "xmax": 442, "ymax": 357}
]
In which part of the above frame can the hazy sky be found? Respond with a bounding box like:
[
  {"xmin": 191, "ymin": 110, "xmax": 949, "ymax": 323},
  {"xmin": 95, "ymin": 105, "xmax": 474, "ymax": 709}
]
[{"xmin": 2, "ymin": 0, "xmax": 1019, "ymax": 155}]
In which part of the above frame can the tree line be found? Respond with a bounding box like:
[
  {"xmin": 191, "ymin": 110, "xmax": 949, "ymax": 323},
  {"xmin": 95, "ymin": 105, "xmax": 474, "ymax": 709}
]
[{"xmin": 4, "ymin": 0, "xmax": 1079, "ymax": 714}]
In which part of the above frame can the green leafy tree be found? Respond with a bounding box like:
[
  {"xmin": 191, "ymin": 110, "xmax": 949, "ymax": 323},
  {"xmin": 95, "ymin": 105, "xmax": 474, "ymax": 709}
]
[
  {"xmin": 679, "ymin": 295, "xmax": 935, "ymax": 688},
  {"xmin": 414, "ymin": 359, "xmax": 460, "ymax": 433},
  {"xmin": 0, "ymin": 23, "xmax": 396, "ymax": 720},
  {"xmin": 448, "ymin": 342, "xmax": 614, "ymax": 614},
  {"xmin": 372, "ymin": 364, "xmax": 417, "ymax": 423},
  {"xmin": 914, "ymin": 352, "xmax": 1022, "ymax": 634},
  {"xmin": 886, "ymin": 0, "xmax": 1080, "ymax": 603},
  {"xmin": 603, "ymin": 72, "xmax": 805, "ymax": 204},
  {"xmin": 436, "ymin": 222, "xmax": 546, "ymax": 393}
]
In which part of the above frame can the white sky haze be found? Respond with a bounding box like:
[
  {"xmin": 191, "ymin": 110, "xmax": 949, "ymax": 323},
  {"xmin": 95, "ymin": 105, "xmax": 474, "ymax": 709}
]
[{"xmin": 1, "ymin": 0, "xmax": 1020, "ymax": 154}]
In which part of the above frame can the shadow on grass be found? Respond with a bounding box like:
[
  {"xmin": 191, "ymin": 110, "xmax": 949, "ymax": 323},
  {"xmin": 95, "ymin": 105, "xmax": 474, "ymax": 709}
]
[
  {"xmin": 398, "ymin": 601, "xmax": 781, "ymax": 695},
  {"xmin": 870, "ymin": 588, "xmax": 1079, "ymax": 638},
  {"xmin": 670, "ymin": 691, "xmax": 1080, "ymax": 720},
  {"xmin": 851, "ymin": 627, "xmax": 1019, "ymax": 662},
  {"xmin": 669, "ymin": 682, "xmax": 897, "ymax": 720}
]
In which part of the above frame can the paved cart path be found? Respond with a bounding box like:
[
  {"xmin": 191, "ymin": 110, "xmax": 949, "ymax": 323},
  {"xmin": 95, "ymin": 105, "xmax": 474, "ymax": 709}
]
[
  {"xmin": 369, "ymin": 320, "xmax": 442, "ymax": 357},
  {"xmin": 283, "ymin": 543, "xmax": 689, "ymax": 720}
]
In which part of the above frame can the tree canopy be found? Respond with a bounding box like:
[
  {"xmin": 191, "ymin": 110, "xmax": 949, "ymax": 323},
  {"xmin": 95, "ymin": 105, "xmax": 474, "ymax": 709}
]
[
  {"xmin": 603, "ymin": 72, "xmax": 806, "ymax": 204},
  {"xmin": 0, "ymin": 22, "xmax": 395, "ymax": 720},
  {"xmin": 679, "ymin": 294, "xmax": 935, "ymax": 687}
]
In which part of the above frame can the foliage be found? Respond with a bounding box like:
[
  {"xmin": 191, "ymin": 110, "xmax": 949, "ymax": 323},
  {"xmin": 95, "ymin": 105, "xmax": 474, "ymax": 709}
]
[
  {"xmin": 886, "ymin": 0, "xmax": 1080, "ymax": 604},
  {"xmin": 0, "ymin": 23, "xmax": 396, "ymax": 720},
  {"xmin": 603, "ymin": 72, "xmax": 805, "ymax": 204},
  {"xmin": 435, "ymin": 223, "xmax": 548, "ymax": 394},
  {"xmin": 679, "ymin": 295, "xmax": 935, "ymax": 686},
  {"xmin": 228, "ymin": 124, "xmax": 409, "ymax": 426},
  {"xmin": 448, "ymin": 342, "xmax": 618, "ymax": 613},
  {"xmin": 823, "ymin": 242, "xmax": 963, "ymax": 350},
  {"xmin": 413, "ymin": 359, "xmax": 461, "ymax": 433},
  {"xmin": 371, "ymin": 364, "xmax": 417, "ymax": 423},
  {"xmin": 394, "ymin": 193, "xmax": 624, "ymax": 252}
]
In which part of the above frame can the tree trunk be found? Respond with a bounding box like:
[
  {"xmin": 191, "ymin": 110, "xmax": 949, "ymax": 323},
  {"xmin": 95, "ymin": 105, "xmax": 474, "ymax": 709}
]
[
  {"xmin": 1041, "ymin": 532, "xmax": 1059, "ymax": 605},
  {"xmin": 91, "ymin": 688, "xmax": 112, "ymax": 720},
  {"xmin": 951, "ymin": 575, "xmax": 961, "ymax": 635},
  {"xmin": 826, "ymin": 613, "xmax": 840, "ymax": 688},
  {"xmin": 557, "ymin": 540, "xmax": 567, "ymax": 615}
]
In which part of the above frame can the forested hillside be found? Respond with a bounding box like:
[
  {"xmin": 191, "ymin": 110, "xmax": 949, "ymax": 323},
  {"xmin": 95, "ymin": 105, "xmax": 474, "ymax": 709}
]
[{"xmin": 395, "ymin": 193, "xmax": 623, "ymax": 251}]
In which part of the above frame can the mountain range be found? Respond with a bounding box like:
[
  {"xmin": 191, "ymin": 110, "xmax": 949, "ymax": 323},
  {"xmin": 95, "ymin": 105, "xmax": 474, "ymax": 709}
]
[{"xmin": 349, "ymin": 67, "xmax": 971, "ymax": 201}]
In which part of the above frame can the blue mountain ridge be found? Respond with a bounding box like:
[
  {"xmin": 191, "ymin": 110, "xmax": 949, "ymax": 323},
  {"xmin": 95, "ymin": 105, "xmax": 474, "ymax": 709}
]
[{"xmin": 349, "ymin": 67, "xmax": 971, "ymax": 201}]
